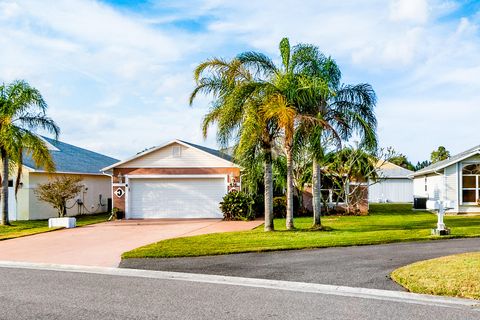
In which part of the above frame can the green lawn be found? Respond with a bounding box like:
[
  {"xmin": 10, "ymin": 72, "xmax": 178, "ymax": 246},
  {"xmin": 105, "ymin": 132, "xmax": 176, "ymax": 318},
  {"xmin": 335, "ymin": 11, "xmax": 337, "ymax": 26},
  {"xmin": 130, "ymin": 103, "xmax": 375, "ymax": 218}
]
[
  {"xmin": 0, "ymin": 213, "xmax": 110, "ymax": 241},
  {"xmin": 123, "ymin": 204, "xmax": 480, "ymax": 259},
  {"xmin": 391, "ymin": 252, "xmax": 480, "ymax": 300}
]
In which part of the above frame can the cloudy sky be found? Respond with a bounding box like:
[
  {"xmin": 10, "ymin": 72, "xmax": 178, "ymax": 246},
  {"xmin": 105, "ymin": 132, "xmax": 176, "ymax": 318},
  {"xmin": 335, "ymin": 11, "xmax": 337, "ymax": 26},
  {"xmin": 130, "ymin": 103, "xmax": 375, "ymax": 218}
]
[{"xmin": 1, "ymin": 0, "xmax": 479, "ymax": 163}]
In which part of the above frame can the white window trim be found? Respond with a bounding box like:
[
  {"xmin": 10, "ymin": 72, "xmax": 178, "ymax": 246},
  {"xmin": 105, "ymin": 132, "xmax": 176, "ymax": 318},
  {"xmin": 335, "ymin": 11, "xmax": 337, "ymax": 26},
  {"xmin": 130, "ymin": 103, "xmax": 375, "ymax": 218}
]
[{"xmin": 460, "ymin": 162, "xmax": 480, "ymax": 205}]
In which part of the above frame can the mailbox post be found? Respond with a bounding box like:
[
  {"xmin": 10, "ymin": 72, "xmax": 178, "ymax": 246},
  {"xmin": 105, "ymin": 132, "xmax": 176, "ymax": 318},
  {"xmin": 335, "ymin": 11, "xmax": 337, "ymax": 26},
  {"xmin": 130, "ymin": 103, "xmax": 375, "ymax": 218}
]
[{"xmin": 426, "ymin": 200, "xmax": 451, "ymax": 236}]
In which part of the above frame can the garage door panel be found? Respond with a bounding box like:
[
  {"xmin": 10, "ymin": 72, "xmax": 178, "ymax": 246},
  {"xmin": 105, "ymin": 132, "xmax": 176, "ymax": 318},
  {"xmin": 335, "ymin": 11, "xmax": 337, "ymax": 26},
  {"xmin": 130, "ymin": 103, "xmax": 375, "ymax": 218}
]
[{"xmin": 129, "ymin": 178, "xmax": 226, "ymax": 218}]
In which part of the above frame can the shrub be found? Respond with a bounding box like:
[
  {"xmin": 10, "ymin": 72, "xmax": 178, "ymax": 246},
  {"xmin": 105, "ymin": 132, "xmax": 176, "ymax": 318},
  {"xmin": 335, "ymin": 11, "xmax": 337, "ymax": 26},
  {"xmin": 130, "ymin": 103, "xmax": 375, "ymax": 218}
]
[
  {"xmin": 273, "ymin": 195, "xmax": 311, "ymax": 218},
  {"xmin": 34, "ymin": 176, "xmax": 83, "ymax": 217},
  {"xmin": 220, "ymin": 190, "xmax": 255, "ymax": 221},
  {"xmin": 273, "ymin": 196, "xmax": 286, "ymax": 218}
]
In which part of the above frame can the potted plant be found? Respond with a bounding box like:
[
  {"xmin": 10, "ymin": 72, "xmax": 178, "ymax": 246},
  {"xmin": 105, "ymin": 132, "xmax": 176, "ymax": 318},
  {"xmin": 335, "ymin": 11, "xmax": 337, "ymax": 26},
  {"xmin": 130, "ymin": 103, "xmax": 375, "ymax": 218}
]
[{"xmin": 34, "ymin": 176, "xmax": 83, "ymax": 228}]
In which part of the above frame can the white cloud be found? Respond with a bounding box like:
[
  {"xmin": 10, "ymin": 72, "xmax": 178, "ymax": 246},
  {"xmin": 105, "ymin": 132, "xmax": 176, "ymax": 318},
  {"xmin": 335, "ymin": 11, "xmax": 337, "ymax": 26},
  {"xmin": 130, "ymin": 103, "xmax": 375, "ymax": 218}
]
[
  {"xmin": 1, "ymin": 0, "xmax": 479, "ymax": 164},
  {"xmin": 390, "ymin": 0, "xmax": 429, "ymax": 23}
]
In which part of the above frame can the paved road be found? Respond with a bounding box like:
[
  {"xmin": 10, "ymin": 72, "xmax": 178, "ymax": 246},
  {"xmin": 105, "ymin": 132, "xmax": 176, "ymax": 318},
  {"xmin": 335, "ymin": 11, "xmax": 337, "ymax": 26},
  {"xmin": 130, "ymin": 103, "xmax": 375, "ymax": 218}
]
[
  {"xmin": 0, "ymin": 267, "xmax": 478, "ymax": 320},
  {"xmin": 121, "ymin": 237, "xmax": 480, "ymax": 290}
]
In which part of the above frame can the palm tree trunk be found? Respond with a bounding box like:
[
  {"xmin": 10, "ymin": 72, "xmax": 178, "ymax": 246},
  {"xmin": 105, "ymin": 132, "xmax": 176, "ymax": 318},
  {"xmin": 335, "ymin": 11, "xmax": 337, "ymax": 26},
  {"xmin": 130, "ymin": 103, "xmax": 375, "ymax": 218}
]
[
  {"xmin": 1, "ymin": 148, "xmax": 10, "ymax": 226},
  {"xmin": 286, "ymin": 145, "xmax": 294, "ymax": 230},
  {"xmin": 312, "ymin": 160, "xmax": 322, "ymax": 227},
  {"xmin": 264, "ymin": 146, "xmax": 274, "ymax": 231}
]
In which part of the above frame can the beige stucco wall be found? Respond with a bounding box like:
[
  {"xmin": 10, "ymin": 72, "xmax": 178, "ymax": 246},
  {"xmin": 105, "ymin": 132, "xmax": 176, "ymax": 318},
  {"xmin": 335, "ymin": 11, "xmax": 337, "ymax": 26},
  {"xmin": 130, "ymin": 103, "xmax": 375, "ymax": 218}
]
[{"xmin": 24, "ymin": 173, "xmax": 111, "ymax": 220}]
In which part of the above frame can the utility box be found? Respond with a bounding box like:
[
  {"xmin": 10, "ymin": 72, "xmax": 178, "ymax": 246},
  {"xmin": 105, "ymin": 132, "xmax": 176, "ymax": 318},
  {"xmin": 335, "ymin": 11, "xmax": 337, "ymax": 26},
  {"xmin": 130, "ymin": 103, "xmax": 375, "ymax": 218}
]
[{"xmin": 413, "ymin": 197, "xmax": 427, "ymax": 209}]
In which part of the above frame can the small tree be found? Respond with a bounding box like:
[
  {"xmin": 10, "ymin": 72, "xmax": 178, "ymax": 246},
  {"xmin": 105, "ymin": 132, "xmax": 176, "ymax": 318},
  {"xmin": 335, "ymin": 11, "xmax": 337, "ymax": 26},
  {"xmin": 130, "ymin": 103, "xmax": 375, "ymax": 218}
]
[
  {"xmin": 431, "ymin": 146, "xmax": 450, "ymax": 164},
  {"xmin": 35, "ymin": 176, "xmax": 83, "ymax": 217}
]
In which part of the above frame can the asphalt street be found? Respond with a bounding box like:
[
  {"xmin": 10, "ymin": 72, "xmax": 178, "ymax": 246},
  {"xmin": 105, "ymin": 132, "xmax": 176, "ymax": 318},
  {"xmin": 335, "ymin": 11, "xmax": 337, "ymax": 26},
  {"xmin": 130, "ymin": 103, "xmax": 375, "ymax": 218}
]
[
  {"xmin": 0, "ymin": 267, "xmax": 479, "ymax": 320},
  {"xmin": 121, "ymin": 237, "xmax": 480, "ymax": 290}
]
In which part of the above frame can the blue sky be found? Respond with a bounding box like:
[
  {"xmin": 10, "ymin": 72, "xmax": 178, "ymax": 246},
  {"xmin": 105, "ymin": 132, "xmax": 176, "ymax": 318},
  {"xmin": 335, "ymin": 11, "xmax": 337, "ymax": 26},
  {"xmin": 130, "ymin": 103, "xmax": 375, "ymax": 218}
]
[{"xmin": 1, "ymin": 0, "xmax": 480, "ymax": 163}]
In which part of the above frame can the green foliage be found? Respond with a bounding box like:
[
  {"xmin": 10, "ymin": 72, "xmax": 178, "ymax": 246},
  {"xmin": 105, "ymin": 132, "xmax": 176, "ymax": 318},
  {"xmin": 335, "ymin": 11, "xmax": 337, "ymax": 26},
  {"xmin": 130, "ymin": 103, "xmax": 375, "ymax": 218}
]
[
  {"xmin": 431, "ymin": 146, "xmax": 450, "ymax": 164},
  {"xmin": 0, "ymin": 80, "xmax": 59, "ymax": 225},
  {"xmin": 388, "ymin": 153, "xmax": 415, "ymax": 171},
  {"xmin": 34, "ymin": 176, "xmax": 83, "ymax": 217},
  {"xmin": 220, "ymin": 190, "xmax": 255, "ymax": 221},
  {"xmin": 415, "ymin": 160, "xmax": 432, "ymax": 171},
  {"xmin": 273, "ymin": 196, "xmax": 286, "ymax": 218},
  {"xmin": 191, "ymin": 38, "xmax": 377, "ymax": 230}
]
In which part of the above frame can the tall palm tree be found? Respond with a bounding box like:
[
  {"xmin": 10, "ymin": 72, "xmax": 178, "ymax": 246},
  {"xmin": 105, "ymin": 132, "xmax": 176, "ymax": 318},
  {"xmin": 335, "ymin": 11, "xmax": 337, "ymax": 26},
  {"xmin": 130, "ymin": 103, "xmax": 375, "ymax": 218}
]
[
  {"xmin": 292, "ymin": 45, "xmax": 377, "ymax": 227},
  {"xmin": 190, "ymin": 58, "xmax": 279, "ymax": 231},
  {"xmin": 237, "ymin": 38, "xmax": 335, "ymax": 230},
  {"xmin": 0, "ymin": 80, "xmax": 59, "ymax": 225}
]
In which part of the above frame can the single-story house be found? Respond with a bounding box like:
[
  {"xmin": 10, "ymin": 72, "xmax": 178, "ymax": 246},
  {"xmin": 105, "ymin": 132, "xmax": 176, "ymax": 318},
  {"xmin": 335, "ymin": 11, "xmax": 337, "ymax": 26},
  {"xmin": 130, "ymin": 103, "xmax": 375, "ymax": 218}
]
[
  {"xmin": 368, "ymin": 161, "xmax": 414, "ymax": 203},
  {"xmin": 102, "ymin": 140, "xmax": 240, "ymax": 219},
  {"xmin": 3, "ymin": 136, "xmax": 118, "ymax": 220},
  {"xmin": 411, "ymin": 145, "xmax": 480, "ymax": 214}
]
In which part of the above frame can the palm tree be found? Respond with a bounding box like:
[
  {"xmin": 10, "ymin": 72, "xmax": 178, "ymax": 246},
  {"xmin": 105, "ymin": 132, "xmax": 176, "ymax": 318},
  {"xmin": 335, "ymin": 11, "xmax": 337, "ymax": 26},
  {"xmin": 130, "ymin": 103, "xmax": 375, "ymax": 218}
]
[
  {"xmin": 292, "ymin": 46, "xmax": 377, "ymax": 227},
  {"xmin": 238, "ymin": 38, "xmax": 339, "ymax": 230},
  {"xmin": 190, "ymin": 58, "xmax": 279, "ymax": 231},
  {"xmin": 0, "ymin": 80, "xmax": 59, "ymax": 225}
]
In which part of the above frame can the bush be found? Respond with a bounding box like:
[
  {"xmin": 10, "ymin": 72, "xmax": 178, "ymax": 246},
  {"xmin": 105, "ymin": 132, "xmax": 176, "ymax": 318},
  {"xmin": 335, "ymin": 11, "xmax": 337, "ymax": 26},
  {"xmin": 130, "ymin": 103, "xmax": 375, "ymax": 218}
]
[
  {"xmin": 273, "ymin": 195, "xmax": 311, "ymax": 218},
  {"xmin": 220, "ymin": 190, "xmax": 255, "ymax": 221},
  {"xmin": 273, "ymin": 196, "xmax": 286, "ymax": 218}
]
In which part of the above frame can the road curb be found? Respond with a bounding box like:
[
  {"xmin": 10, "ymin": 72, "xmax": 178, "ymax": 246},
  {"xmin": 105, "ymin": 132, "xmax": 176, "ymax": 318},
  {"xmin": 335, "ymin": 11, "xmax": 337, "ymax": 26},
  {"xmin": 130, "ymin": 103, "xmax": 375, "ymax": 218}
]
[{"xmin": 0, "ymin": 260, "xmax": 478, "ymax": 310}]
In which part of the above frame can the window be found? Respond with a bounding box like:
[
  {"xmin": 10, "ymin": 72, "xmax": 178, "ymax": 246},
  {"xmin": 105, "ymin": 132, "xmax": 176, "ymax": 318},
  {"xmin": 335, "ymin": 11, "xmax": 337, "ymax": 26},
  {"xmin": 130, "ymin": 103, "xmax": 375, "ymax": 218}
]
[
  {"xmin": 462, "ymin": 164, "xmax": 480, "ymax": 203},
  {"xmin": 172, "ymin": 146, "xmax": 182, "ymax": 158}
]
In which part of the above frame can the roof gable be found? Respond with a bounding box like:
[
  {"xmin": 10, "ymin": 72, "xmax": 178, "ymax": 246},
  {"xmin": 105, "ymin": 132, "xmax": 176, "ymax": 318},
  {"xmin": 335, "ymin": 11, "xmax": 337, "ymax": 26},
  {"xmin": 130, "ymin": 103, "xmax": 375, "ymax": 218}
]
[
  {"xmin": 24, "ymin": 136, "xmax": 118, "ymax": 175},
  {"xmin": 103, "ymin": 140, "xmax": 236, "ymax": 170},
  {"xmin": 413, "ymin": 145, "xmax": 480, "ymax": 177},
  {"xmin": 376, "ymin": 161, "xmax": 413, "ymax": 178}
]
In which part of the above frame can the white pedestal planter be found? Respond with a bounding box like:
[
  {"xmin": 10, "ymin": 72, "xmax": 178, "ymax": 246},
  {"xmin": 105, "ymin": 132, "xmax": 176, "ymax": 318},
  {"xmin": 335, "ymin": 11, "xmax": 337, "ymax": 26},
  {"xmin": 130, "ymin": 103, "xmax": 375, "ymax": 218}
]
[{"xmin": 48, "ymin": 217, "xmax": 76, "ymax": 228}]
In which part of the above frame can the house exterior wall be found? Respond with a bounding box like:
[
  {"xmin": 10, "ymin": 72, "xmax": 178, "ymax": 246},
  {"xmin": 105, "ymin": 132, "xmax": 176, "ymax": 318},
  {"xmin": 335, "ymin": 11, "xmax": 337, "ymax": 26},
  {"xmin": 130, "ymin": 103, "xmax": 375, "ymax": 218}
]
[
  {"xmin": 0, "ymin": 166, "xmax": 31, "ymax": 221},
  {"xmin": 413, "ymin": 173, "xmax": 444, "ymax": 201},
  {"xmin": 117, "ymin": 143, "xmax": 231, "ymax": 168},
  {"xmin": 368, "ymin": 178, "xmax": 413, "ymax": 203},
  {"xmin": 25, "ymin": 173, "xmax": 111, "ymax": 220},
  {"xmin": 413, "ymin": 155, "xmax": 480, "ymax": 214},
  {"xmin": 302, "ymin": 184, "xmax": 369, "ymax": 214},
  {"xmin": 111, "ymin": 167, "xmax": 241, "ymax": 214}
]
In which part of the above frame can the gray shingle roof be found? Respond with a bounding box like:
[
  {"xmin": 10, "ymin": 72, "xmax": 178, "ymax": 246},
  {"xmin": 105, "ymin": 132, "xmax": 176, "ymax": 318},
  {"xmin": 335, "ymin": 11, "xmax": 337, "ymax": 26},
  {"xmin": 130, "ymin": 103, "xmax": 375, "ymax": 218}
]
[
  {"xmin": 23, "ymin": 136, "xmax": 119, "ymax": 175},
  {"xmin": 413, "ymin": 144, "xmax": 480, "ymax": 176}
]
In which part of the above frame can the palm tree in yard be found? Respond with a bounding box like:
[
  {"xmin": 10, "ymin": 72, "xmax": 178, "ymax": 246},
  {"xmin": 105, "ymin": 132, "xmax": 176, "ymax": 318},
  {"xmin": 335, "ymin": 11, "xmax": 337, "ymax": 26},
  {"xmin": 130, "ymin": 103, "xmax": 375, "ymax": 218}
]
[
  {"xmin": 292, "ymin": 45, "xmax": 378, "ymax": 227},
  {"xmin": 0, "ymin": 80, "xmax": 59, "ymax": 225},
  {"xmin": 236, "ymin": 38, "xmax": 339, "ymax": 230},
  {"xmin": 190, "ymin": 58, "xmax": 280, "ymax": 231}
]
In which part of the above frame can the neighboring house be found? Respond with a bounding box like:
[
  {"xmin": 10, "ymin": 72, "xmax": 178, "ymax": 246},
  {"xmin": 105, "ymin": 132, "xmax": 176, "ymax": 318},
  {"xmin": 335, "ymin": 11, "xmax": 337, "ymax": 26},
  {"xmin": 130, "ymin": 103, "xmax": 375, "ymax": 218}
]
[
  {"xmin": 411, "ymin": 145, "xmax": 480, "ymax": 214},
  {"xmin": 102, "ymin": 140, "xmax": 240, "ymax": 219},
  {"xmin": 368, "ymin": 161, "xmax": 414, "ymax": 203},
  {"xmin": 2, "ymin": 136, "xmax": 118, "ymax": 221}
]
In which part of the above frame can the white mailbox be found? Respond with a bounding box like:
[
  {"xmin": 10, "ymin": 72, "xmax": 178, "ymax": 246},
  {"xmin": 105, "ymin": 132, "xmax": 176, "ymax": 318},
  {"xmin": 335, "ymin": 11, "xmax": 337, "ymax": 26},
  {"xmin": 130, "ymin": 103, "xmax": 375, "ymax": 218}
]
[
  {"xmin": 443, "ymin": 200, "xmax": 454, "ymax": 209},
  {"xmin": 426, "ymin": 200, "xmax": 440, "ymax": 210}
]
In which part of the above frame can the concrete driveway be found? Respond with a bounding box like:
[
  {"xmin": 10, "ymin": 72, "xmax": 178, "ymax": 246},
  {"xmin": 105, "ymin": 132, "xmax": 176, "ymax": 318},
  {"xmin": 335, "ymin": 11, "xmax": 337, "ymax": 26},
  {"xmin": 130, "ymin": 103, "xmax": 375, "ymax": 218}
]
[{"xmin": 0, "ymin": 219, "xmax": 262, "ymax": 267}]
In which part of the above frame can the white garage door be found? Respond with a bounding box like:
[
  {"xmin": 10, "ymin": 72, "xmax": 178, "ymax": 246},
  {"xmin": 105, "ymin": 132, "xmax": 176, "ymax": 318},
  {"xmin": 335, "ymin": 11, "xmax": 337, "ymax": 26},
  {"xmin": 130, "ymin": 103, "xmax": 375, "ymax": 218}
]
[{"xmin": 128, "ymin": 177, "xmax": 226, "ymax": 218}]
